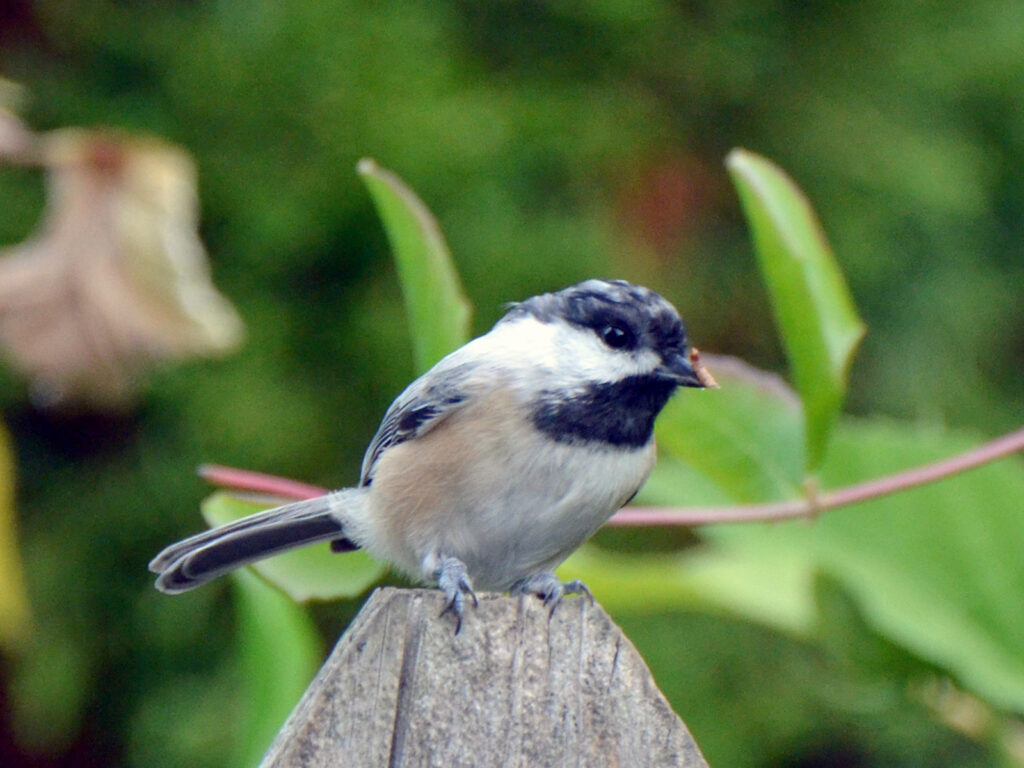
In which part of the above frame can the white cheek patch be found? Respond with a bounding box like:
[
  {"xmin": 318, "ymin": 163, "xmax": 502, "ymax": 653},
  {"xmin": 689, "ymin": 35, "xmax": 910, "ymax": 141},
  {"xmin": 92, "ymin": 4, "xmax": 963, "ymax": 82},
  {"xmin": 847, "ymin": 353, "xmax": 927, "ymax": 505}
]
[
  {"xmin": 476, "ymin": 316, "xmax": 660, "ymax": 386},
  {"xmin": 551, "ymin": 326, "xmax": 660, "ymax": 383},
  {"xmin": 477, "ymin": 316, "xmax": 565, "ymax": 369}
]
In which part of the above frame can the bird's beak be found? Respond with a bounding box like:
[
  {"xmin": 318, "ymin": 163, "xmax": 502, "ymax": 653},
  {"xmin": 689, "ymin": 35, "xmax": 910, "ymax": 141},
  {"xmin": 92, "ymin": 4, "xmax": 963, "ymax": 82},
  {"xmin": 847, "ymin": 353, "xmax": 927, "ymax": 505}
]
[{"xmin": 658, "ymin": 351, "xmax": 705, "ymax": 388}]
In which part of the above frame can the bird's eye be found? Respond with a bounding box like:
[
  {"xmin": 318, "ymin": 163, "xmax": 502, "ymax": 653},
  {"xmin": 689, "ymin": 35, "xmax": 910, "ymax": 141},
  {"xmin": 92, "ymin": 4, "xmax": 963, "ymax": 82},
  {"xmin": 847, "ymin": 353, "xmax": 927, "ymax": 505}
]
[{"xmin": 599, "ymin": 323, "xmax": 634, "ymax": 349}]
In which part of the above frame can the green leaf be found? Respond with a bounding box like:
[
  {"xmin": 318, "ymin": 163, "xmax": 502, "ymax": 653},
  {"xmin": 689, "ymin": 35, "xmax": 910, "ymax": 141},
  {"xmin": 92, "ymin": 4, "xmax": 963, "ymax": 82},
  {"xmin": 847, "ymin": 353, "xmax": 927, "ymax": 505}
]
[
  {"xmin": 639, "ymin": 453, "xmax": 735, "ymax": 509},
  {"xmin": 726, "ymin": 149, "xmax": 865, "ymax": 472},
  {"xmin": 654, "ymin": 355, "xmax": 805, "ymax": 503},
  {"xmin": 202, "ymin": 493, "xmax": 385, "ymax": 602},
  {"xmin": 560, "ymin": 544, "xmax": 817, "ymax": 637},
  {"xmin": 358, "ymin": 158, "xmax": 472, "ymax": 373},
  {"xmin": 583, "ymin": 416, "xmax": 1024, "ymax": 714},
  {"xmin": 231, "ymin": 568, "xmax": 321, "ymax": 768},
  {"xmin": 0, "ymin": 423, "xmax": 30, "ymax": 651},
  {"xmin": 809, "ymin": 421, "xmax": 1024, "ymax": 714}
]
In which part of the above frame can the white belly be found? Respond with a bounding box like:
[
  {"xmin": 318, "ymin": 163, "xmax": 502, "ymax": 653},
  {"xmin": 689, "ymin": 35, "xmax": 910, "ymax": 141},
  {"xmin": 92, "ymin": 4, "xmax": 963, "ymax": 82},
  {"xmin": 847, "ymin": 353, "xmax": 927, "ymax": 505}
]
[
  {"xmin": 359, "ymin": 394, "xmax": 656, "ymax": 591},
  {"xmin": 429, "ymin": 440, "xmax": 654, "ymax": 590}
]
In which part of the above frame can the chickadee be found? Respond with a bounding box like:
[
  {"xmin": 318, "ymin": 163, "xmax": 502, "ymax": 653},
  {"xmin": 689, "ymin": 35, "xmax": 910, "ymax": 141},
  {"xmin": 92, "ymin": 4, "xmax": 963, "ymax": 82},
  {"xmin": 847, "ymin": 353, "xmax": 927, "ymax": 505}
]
[{"xmin": 149, "ymin": 279, "xmax": 707, "ymax": 627}]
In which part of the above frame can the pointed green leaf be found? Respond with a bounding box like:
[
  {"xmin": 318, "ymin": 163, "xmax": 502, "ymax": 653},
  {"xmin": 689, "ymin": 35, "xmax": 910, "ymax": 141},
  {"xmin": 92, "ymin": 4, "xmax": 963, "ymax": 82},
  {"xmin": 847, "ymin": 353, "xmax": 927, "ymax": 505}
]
[
  {"xmin": 576, "ymin": 419, "xmax": 1024, "ymax": 715},
  {"xmin": 560, "ymin": 544, "xmax": 817, "ymax": 637},
  {"xmin": 0, "ymin": 423, "xmax": 30, "ymax": 650},
  {"xmin": 232, "ymin": 568, "xmax": 321, "ymax": 768},
  {"xmin": 654, "ymin": 355, "xmax": 805, "ymax": 503},
  {"xmin": 202, "ymin": 492, "xmax": 385, "ymax": 602},
  {"xmin": 726, "ymin": 149, "xmax": 865, "ymax": 471},
  {"xmin": 358, "ymin": 158, "xmax": 472, "ymax": 373},
  {"xmin": 702, "ymin": 421, "xmax": 1024, "ymax": 714}
]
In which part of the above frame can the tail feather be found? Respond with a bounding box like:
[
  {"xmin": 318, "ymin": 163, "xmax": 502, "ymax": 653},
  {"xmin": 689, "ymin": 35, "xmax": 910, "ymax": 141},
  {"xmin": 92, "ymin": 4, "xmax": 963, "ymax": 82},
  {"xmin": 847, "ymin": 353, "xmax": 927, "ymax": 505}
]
[
  {"xmin": 148, "ymin": 497, "xmax": 339, "ymax": 572},
  {"xmin": 150, "ymin": 494, "xmax": 354, "ymax": 594}
]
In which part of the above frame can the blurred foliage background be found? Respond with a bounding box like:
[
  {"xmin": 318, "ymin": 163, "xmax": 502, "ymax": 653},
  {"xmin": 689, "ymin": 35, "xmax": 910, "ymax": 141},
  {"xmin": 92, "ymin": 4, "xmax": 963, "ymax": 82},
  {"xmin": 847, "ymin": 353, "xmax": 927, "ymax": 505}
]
[{"xmin": 0, "ymin": 1, "xmax": 1022, "ymax": 766}]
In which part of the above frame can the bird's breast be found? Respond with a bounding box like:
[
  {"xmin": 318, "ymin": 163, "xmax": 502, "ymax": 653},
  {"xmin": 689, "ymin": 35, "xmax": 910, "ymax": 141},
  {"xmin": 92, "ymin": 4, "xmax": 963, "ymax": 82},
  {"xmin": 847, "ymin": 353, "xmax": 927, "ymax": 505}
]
[{"xmin": 361, "ymin": 387, "xmax": 656, "ymax": 590}]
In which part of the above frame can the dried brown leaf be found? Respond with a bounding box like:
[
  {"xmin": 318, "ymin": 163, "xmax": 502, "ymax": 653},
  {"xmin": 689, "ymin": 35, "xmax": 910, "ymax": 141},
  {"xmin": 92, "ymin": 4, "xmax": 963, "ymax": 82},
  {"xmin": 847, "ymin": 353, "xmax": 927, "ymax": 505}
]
[
  {"xmin": 0, "ymin": 79, "xmax": 36, "ymax": 163},
  {"xmin": 689, "ymin": 347, "xmax": 719, "ymax": 389},
  {"xmin": 0, "ymin": 129, "xmax": 244, "ymax": 408}
]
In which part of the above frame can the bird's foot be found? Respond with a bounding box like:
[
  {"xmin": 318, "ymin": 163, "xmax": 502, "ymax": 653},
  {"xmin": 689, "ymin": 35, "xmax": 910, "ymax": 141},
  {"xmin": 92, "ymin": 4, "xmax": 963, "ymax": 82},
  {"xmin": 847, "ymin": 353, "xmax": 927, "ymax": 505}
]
[
  {"xmin": 511, "ymin": 572, "xmax": 593, "ymax": 617},
  {"xmin": 437, "ymin": 556, "xmax": 478, "ymax": 634}
]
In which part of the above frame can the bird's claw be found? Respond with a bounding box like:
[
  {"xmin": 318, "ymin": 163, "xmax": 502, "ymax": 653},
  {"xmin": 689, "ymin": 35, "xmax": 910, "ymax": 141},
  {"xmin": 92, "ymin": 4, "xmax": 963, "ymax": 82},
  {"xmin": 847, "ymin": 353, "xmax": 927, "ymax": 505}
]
[
  {"xmin": 512, "ymin": 572, "xmax": 593, "ymax": 617},
  {"xmin": 437, "ymin": 557, "xmax": 477, "ymax": 634}
]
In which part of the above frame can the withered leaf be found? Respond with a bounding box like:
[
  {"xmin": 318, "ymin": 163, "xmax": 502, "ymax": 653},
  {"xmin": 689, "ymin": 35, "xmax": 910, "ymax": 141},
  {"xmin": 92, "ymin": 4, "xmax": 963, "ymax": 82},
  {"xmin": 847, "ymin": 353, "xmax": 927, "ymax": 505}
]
[
  {"xmin": 0, "ymin": 128, "xmax": 244, "ymax": 409},
  {"xmin": 0, "ymin": 79, "xmax": 36, "ymax": 163}
]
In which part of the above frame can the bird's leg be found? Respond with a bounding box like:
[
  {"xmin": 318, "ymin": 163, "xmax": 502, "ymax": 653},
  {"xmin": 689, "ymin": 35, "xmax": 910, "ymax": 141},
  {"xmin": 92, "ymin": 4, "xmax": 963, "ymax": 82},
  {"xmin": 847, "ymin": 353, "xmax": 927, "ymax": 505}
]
[
  {"xmin": 511, "ymin": 571, "xmax": 593, "ymax": 617},
  {"xmin": 437, "ymin": 556, "xmax": 478, "ymax": 634}
]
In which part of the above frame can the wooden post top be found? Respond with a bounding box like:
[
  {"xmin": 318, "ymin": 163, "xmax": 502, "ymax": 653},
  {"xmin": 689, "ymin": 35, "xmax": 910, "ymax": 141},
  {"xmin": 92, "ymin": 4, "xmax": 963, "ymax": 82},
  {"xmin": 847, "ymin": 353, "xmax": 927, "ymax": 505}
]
[{"xmin": 260, "ymin": 587, "xmax": 708, "ymax": 768}]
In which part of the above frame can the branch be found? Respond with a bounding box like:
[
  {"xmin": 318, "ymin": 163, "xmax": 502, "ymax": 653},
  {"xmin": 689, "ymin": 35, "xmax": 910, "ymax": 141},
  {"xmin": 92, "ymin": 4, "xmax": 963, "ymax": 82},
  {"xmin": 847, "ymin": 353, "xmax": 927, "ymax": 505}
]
[
  {"xmin": 198, "ymin": 463, "xmax": 326, "ymax": 500},
  {"xmin": 609, "ymin": 426, "xmax": 1024, "ymax": 527}
]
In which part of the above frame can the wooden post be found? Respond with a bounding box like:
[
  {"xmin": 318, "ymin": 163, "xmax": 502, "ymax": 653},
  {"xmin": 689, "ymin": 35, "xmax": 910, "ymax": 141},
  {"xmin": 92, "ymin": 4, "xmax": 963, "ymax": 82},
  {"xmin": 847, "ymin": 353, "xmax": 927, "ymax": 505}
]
[{"xmin": 259, "ymin": 587, "xmax": 709, "ymax": 768}]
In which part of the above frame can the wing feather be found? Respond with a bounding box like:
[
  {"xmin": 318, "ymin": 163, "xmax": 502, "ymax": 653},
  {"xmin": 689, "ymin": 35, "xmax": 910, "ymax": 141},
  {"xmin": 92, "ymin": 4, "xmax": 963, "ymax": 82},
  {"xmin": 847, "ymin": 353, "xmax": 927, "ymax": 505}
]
[{"xmin": 359, "ymin": 363, "xmax": 473, "ymax": 486}]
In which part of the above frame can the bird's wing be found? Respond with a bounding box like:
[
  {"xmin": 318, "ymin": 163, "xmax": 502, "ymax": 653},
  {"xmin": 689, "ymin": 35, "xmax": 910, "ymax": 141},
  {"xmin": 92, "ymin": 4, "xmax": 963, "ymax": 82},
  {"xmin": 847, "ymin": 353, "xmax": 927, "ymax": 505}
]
[{"xmin": 359, "ymin": 362, "xmax": 473, "ymax": 486}]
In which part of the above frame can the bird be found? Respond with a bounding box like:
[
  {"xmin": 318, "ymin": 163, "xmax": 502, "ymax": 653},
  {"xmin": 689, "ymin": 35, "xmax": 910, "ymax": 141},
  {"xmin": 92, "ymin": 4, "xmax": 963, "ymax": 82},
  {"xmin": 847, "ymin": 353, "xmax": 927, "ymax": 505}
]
[{"xmin": 149, "ymin": 279, "xmax": 709, "ymax": 629}]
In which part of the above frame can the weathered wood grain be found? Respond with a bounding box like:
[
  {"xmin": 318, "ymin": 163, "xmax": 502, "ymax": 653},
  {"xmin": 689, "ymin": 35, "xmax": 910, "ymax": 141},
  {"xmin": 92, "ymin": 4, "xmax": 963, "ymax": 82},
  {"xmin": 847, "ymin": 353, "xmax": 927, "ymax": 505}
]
[{"xmin": 260, "ymin": 587, "xmax": 708, "ymax": 768}]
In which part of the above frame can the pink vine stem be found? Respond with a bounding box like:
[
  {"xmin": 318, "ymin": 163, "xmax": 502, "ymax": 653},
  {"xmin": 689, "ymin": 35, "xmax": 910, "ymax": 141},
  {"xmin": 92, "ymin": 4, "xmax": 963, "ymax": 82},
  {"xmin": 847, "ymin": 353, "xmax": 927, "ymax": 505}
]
[
  {"xmin": 198, "ymin": 464, "xmax": 326, "ymax": 500},
  {"xmin": 609, "ymin": 426, "xmax": 1024, "ymax": 526}
]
